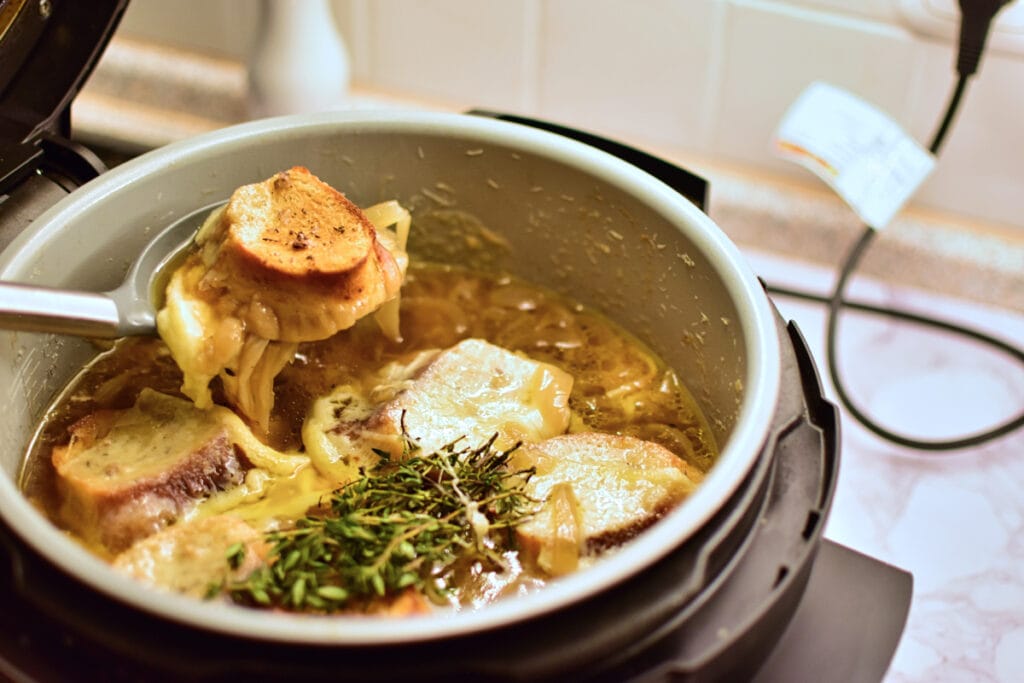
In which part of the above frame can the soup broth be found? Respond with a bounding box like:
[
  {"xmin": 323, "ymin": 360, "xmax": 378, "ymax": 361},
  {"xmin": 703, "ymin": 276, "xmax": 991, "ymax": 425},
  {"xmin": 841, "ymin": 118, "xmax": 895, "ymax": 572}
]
[{"xmin": 20, "ymin": 262, "xmax": 717, "ymax": 611}]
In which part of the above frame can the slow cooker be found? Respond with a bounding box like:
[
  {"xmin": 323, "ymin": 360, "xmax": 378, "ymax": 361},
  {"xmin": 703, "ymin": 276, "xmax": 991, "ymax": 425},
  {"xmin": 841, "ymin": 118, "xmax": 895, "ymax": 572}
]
[{"xmin": 0, "ymin": 2, "xmax": 911, "ymax": 680}]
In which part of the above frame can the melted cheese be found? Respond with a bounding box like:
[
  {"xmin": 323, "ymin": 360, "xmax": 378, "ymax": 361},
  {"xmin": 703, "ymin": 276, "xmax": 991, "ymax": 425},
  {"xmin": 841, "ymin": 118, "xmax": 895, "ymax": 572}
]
[
  {"xmin": 157, "ymin": 213, "xmax": 237, "ymax": 410},
  {"xmin": 51, "ymin": 389, "xmax": 306, "ymax": 552},
  {"xmin": 54, "ymin": 389, "xmax": 304, "ymax": 484},
  {"xmin": 156, "ymin": 171, "xmax": 410, "ymax": 433},
  {"xmin": 303, "ymin": 339, "xmax": 574, "ymax": 484},
  {"xmin": 112, "ymin": 515, "xmax": 266, "ymax": 597},
  {"xmin": 194, "ymin": 462, "xmax": 331, "ymax": 524},
  {"xmin": 513, "ymin": 433, "xmax": 701, "ymax": 568}
]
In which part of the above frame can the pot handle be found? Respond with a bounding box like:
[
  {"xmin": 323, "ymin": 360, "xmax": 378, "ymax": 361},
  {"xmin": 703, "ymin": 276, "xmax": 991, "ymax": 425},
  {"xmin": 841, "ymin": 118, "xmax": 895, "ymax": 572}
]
[{"xmin": 466, "ymin": 110, "xmax": 708, "ymax": 212}]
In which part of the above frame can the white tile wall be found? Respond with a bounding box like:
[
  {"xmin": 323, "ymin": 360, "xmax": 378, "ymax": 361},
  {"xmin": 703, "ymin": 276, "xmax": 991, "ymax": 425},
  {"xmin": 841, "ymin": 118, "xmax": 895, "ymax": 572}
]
[
  {"xmin": 535, "ymin": 0, "xmax": 722, "ymax": 151},
  {"xmin": 909, "ymin": 39, "xmax": 1024, "ymax": 227},
  {"xmin": 363, "ymin": 0, "xmax": 537, "ymax": 111},
  {"xmin": 781, "ymin": 0, "xmax": 900, "ymax": 22},
  {"xmin": 713, "ymin": 2, "xmax": 922, "ymax": 170},
  {"xmin": 117, "ymin": 0, "xmax": 261, "ymax": 58},
  {"xmin": 112, "ymin": 0, "xmax": 1024, "ymax": 231}
]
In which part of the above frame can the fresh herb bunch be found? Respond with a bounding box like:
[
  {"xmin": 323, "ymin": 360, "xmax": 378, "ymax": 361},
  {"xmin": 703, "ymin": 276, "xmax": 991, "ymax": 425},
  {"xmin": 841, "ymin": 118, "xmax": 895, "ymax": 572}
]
[{"xmin": 221, "ymin": 433, "xmax": 536, "ymax": 612}]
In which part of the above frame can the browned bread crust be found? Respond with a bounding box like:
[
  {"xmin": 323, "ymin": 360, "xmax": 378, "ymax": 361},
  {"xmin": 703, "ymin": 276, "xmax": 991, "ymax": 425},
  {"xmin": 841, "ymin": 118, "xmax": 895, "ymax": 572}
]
[
  {"xmin": 194, "ymin": 165, "xmax": 405, "ymax": 342},
  {"xmin": 52, "ymin": 391, "xmax": 251, "ymax": 553},
  {"xmin": 513, "ymin": 432, "xmax": 701, "ymax": 575},
  {"xmin": 224, "ymin": 166, "xmax": 376, "ymax": 278},
  {"xmin": 113, "ymin": 515, "xmax": 267, "ymax": 597}
]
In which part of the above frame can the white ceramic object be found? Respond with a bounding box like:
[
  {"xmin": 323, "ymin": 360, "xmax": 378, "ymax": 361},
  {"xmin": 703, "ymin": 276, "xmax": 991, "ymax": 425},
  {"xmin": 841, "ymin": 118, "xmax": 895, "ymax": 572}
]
[{"xmin": 247, "ymin": 0, "xmax": 351, "ymax": 118}]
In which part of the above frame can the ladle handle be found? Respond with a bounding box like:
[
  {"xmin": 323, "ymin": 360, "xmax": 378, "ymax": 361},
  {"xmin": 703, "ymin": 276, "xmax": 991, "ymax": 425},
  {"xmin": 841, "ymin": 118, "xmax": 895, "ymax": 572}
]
[{"xmin": 0, "ymin": 281, "xmax": 120, "ymax": 338}]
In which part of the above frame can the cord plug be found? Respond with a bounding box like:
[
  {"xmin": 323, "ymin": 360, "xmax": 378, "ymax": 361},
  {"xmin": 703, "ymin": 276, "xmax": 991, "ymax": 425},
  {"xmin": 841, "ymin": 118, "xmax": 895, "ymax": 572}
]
[{"xmin": 956, "ymin": 0, "xmax": 1015, "ymax": 76}]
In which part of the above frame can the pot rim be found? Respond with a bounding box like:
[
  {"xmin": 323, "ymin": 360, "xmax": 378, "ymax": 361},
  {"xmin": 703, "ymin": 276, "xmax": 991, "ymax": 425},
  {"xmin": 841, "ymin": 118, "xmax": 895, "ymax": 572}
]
[{"xmin": 0, "ymin": 110, "xmax": 781, "ymax": 644}]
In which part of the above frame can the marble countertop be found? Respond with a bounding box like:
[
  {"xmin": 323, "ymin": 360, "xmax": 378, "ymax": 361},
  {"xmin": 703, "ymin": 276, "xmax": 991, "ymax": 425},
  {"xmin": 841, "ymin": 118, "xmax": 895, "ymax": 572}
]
[{"xmin": 751, "ymin": 250, "xmax": 1024, "ymax": 683}]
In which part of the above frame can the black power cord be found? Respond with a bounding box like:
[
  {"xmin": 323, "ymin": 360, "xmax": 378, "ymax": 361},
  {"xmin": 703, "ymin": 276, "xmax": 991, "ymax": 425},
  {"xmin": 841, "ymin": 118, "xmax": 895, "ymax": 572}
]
[{"xmin": 767, "ymin": 0, "xmax": 1024, "ymax": 451}]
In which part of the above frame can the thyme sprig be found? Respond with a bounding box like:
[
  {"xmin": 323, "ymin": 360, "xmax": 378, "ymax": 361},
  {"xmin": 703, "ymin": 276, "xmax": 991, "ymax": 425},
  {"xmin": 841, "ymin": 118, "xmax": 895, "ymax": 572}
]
[{"xmin": 222, "ymin": 433, "xmax": 536, "ymax": 612}]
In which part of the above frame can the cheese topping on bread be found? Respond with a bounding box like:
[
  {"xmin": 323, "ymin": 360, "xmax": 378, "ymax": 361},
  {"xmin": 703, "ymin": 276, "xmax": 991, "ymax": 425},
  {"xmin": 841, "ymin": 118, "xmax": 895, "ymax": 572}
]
[
  {"xmin": 51, "ymin": 389, "xmax": 304, "ymax": 553},
  {"xmin": 157, "ymin": 167, "xmax": 409, "ymax": 433},
  {"xmin": 303, "ymin": 339, "xmax": 574, "ymax": 484},
  {"xmin": 512, "ymin": 432, "xmax": 702, "ymax": 575}
]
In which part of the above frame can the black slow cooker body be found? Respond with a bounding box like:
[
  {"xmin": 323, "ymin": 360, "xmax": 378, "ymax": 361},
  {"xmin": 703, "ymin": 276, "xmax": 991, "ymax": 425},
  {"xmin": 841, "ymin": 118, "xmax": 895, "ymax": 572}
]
[{"xmin": 0, "ymin": 0, "xmax": 127, "ymax": 245}]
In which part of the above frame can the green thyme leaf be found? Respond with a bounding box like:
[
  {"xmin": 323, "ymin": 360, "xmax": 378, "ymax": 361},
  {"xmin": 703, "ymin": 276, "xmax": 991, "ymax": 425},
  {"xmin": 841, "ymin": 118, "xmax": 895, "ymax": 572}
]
[
  {"xmin": 317, "ymin": 585, "xmax": 348, "ymax": 601},
  {"xmin": 225, "ymin": 542, "xmax": 245, "ymax": 570},
  {"xmin": 223, "ymin": 433, "xmax": 536, "ymax": 613}
]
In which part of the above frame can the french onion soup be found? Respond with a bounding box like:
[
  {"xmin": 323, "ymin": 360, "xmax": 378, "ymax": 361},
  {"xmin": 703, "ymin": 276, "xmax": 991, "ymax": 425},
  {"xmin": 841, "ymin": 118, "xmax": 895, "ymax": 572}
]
[{"xmin": 20, "ymin": 167, "xmax": 716, "ymax": 615}]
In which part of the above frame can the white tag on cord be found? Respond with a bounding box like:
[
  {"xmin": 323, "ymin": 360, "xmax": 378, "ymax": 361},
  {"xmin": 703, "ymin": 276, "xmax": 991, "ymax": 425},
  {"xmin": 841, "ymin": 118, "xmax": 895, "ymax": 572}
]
[{"xmin": 774, "ymin": 81, "xmax": 935, "ymax": 229}]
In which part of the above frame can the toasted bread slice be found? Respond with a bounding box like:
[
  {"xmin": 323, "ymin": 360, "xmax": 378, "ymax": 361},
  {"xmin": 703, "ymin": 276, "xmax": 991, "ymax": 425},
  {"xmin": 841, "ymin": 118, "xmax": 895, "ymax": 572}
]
[
  {"xmin": 113, "ymin": 515, "xmax": 267, "ymax": 598},
  {"xmin": 52, "ymin": 389, "xmax": 304, "ymax": 553},
  {"xmin": 303, "ymin": 339, "xmax": 574, "ymax": 484},
  {"xmin": 192, "ymin": 165, "xmax": 406, "ymax": 342},
  {"xmin": 157, "ymin": 167, "xmax": 408, "ymax": 430},
  {"xmin": 52, "ymin": 391, "xmax": 249, "ymax": 552},
  {"xmin": 512, "ymin": 432, "xmax": 701, "ymax": 575},
  {"xmin": 224, "ymin": 166, "xmax": 376, "ymax": 278}
]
